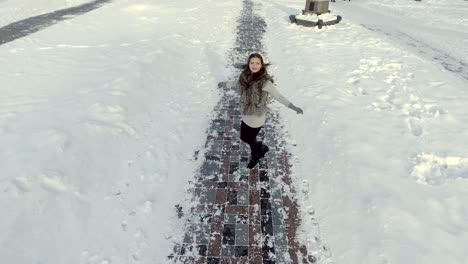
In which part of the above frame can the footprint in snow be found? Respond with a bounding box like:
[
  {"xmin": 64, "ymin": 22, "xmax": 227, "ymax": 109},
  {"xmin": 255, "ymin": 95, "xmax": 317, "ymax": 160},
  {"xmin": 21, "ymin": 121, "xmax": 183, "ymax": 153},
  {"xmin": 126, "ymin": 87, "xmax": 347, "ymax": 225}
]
[
  {"xmin": 11, "ymin": 177, "xmax": 32, "ymax": 192},
  {"xmin": 406, "ymin": 117, "xmax": 423, "ymax": 137},
  {"xmin": 411, "ymin": 153, "xmax": 468, "ymax": 185},
  {"xmin": 85, "ymin": 103, "xmax": 136, "ymax": 136},
  {"xmin": 40, "ymin": 174, "xmax": 68, "ymax": 193}
]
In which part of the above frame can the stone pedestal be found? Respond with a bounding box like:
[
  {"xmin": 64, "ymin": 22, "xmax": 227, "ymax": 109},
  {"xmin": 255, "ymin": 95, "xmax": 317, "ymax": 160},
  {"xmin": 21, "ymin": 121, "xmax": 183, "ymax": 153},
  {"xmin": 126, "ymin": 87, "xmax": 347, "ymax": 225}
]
[{"xmin": 303, "ymin": 0, "xmax": 329, "ymax": 15}]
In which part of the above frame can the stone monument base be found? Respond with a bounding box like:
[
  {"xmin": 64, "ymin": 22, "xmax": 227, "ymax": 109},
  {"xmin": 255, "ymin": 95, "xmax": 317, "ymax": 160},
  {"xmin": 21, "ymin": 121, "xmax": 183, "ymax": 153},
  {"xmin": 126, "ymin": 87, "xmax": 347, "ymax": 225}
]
[{"xmin": 290, "ymin": 12, "xmax": 342, "ymax": 28}]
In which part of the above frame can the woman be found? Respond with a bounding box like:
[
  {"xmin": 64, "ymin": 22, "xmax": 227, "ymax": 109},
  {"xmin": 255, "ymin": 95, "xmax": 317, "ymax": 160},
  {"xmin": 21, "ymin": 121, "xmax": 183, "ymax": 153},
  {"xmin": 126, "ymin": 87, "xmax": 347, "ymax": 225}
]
[{"xmin": 239, "ymin": 53, "xmax": 303, "ymax": 169}]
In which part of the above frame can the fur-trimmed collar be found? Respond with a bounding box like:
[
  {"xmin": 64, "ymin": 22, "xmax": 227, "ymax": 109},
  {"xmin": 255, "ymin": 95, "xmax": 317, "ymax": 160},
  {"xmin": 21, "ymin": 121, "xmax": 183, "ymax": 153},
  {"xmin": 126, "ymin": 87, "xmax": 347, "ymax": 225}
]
[{"xmin": 239, "ymin": 68, "xmax": 271, "ymax": 87}]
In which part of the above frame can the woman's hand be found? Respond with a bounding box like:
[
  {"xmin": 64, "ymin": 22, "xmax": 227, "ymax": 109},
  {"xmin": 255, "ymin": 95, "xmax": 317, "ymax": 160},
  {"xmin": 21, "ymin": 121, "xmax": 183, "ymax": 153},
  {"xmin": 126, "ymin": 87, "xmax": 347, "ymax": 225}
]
[{"xmin": 288, "ymin": 103, "xmax": 303, "ymax": 114}]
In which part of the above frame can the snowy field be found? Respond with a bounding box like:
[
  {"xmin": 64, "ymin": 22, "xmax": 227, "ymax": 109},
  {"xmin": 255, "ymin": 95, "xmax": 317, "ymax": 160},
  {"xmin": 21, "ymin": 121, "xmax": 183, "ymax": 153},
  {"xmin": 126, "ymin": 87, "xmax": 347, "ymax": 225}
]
[
  {"xmin": 1, "ymin": 0, "xmax": 468, "ymax": 263},
  {"xmin": 263, "ymin": 0, "xmax": 468, "ymax": 263},
  {"xmin": 1, "ymin": 0, "xmax": 240, "ymax": 263}
]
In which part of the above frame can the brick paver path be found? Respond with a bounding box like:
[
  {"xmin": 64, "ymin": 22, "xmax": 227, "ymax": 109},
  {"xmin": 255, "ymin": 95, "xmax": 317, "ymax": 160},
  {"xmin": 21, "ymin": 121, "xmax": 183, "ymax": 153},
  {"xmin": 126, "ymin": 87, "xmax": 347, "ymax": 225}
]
[
  {"xmin": 168, "ymin": 82, "xmax": 312, "ymax": 263},
  {"xmin": 168, "ymin": 0, "xmax": 315, "ymax": 263}
]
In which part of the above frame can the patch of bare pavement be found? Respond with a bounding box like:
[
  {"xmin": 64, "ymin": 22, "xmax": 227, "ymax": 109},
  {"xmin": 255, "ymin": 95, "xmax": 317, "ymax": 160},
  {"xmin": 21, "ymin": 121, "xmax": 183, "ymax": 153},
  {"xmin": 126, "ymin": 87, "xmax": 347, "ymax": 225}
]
[{"xmin": 0, "ymin": 0, "xmax": 111, "ymax": 46}]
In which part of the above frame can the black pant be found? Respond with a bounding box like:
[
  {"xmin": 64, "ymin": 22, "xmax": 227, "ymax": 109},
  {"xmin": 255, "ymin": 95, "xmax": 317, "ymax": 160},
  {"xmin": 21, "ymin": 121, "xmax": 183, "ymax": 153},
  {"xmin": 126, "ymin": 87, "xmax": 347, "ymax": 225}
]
[{"xmin": 240, "ymin": 121, "xmax": 262, "ymax": 158}]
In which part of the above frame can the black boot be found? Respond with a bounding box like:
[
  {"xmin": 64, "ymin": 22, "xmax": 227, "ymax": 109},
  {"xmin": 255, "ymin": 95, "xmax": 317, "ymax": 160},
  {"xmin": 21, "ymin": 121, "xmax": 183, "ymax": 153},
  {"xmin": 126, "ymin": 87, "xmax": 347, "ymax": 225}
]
[
  {"xmin": 247, "ymin": 143, "xmax": 269, "ymax": 169},
  {"xmin": 247, "ymin": 156, "xmax": 260, "ymax": 169},
  {"xmin": 257, "ymin": 142, "xmax": 269, "ymax": 159}
]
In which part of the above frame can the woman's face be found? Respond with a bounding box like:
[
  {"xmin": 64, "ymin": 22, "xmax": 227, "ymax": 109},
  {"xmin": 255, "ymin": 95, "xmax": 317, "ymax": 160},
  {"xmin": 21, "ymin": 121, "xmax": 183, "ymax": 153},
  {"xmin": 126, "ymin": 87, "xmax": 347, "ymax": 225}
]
[{"xmin": 249, "ymin": 57, "xmax": 262, "ymax": 73}]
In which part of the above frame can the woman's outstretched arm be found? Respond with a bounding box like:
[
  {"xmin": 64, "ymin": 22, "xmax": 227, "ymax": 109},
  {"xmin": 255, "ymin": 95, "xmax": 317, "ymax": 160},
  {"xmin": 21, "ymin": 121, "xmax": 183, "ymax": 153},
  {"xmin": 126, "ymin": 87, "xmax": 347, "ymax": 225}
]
[{"xmin": 263, "ymin": 81, "xmax": 303, "ymax": 114}]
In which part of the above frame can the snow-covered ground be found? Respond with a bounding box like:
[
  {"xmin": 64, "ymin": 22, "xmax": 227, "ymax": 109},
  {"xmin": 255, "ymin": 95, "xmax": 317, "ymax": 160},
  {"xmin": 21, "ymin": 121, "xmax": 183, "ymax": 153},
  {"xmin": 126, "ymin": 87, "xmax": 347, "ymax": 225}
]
[
  {"xmin": 332, "ymin": 0, "xmax": 468, "ymax": 81},
  {"xmin": 1, "ymin": 0, "xmax": 468, "ymax": 263},
  {"xmin": 1, "ymin": 0, "xmax": 240, "ymax": 263},
  {"xmin": 263, "ymin": 0, "xmax": 468, "ymax": 263}
]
